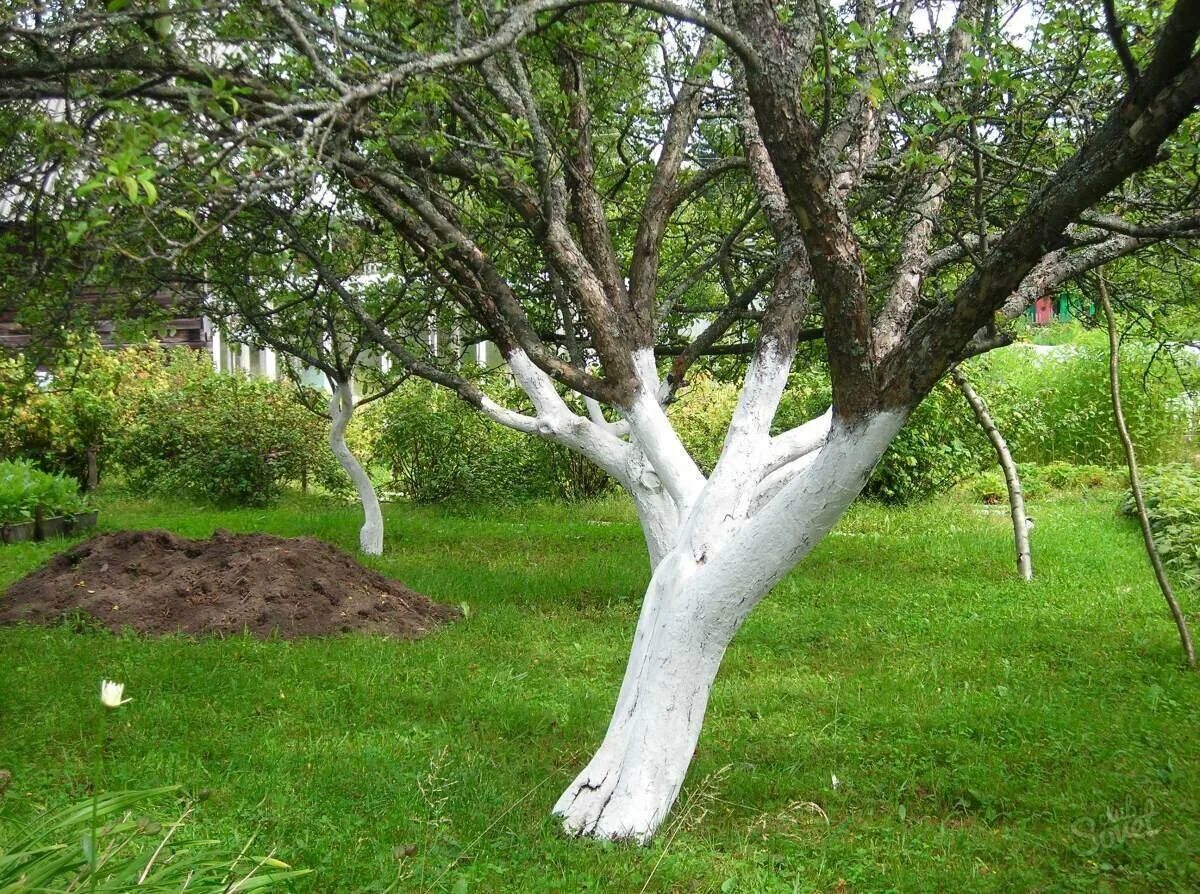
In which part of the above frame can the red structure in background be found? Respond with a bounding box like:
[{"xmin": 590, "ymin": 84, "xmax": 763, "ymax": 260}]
[{"xmin": 1034, "ymin": 295, "xmax": 1055, "ymax": 325}]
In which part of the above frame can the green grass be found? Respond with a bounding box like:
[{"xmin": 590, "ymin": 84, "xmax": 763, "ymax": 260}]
[{"xmin": 1, "ymin": 489, "xmax": 1197, "ymax": 892}]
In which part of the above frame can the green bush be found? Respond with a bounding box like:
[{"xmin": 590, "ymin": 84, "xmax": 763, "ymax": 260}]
[
  {"xmin": 1123, "ymin": 464, "xmax": 1200, "ymax": 588},
  {"xmin": 668, "ymin": 374, "xmax": 740, "ymax": 475},
  {"xmin": 866, "ymin": 377, "xmax": 993, "ymax": 503},
  {"xmin": 0, "ymin": 458, "xmax": 86, "ymax": 524},
  {"xmin": 973, "ymin": 343, "xmax": 1198, "ymax": 467},
  {"xmin": 2, "ymin": 342, "xmax": 344, "ymax": 508},
  {"xmin": 0, "ymin": 336, "xmax": 129, "ymax": 484},
  {"xmin": 958, "ymin": 462, "xmax": 1124, "ymax": 504},
  {"xmin": 110, "ymin": 351, "xmax": 335, "ymax": 507},
  {"xmin": 372, "ymin": 376, "xmax": 612, "ymax": 505},
  {"xmin": 669, "ymin": 366, "xmax": 988, "ymax": 503}
]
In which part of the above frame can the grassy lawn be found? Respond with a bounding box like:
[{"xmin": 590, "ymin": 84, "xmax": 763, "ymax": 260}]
[{"xmin": 1, "ymin": 489, "xmax": 1197, "ymax": 892}]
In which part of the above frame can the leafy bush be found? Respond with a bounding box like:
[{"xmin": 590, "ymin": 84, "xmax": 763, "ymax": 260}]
[
  {"xmin": 959, "ymin": 462, "xmax": 1124, "ymax": 504},
  {"xmin": 668, "ymin": 374, "xmax": 740, "ymax": 475},
  {"xmin": 676, "ymin": 365, "xmax": 998, "ymax": 503},
  {"xmin": 2, "ymin": 342, "xmax": 344, "ymax": 507},
  {"xmin": 0, "ymin": 336, "xmax": 130, "ymax": 484},
  {"xmin": 373, "ymin": 377, "xmax": 613, "ymax": 505},
  {"xmin": 974, "ymin": 343, "xmax": 1198, "ymax": 467},
  {"xmin": 1032, "ymin": 461, "xmax": 1125, "ymax": 491},
  {"xmin": 866, "ymin": 377, "xmax": 994, "ymax": 503},
  {"xmin": 110, "ymin": 350, "xmax": 336, "ymax": 507},
  {"xmin": 0, "ymin": 458, "xmax": 86, "ymax": 524},
  {"xmin": 1123, "ymin": 464, "xmax": 1200, "ymax": 588}
]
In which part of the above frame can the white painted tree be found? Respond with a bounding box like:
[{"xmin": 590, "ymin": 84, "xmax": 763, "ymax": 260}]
[
  {"xmin": 195, "ymin": 205, "xmax": 418, "ymax": 556},
  {"xmin": 6, "ymin": 0, "xmax": 1200, "ymax": 842}
]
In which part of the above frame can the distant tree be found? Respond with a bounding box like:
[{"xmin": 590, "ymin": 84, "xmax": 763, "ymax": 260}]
[{"xmin": 193, "ymin": 203, "xmax": 426, "ymax": 555}]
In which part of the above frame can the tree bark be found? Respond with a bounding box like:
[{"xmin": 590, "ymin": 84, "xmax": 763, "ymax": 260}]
[
  {"xmin": 329, "ymin": 378, "xmax": 385, "ymax": 556},
  {"xmin": 1097, "ymin": 277, "xmax": 1195, "ymax": 668},
  {"xmin": 553, "ymin": 411, "xmax": 905, "ymax": 841},
  {"xmin": 85, "ymin": 446, "xmax": 99, "ymax": 493},
  {"xmin": 951, "ymin": 366, "xmax": 1032, "ymax": 581}
]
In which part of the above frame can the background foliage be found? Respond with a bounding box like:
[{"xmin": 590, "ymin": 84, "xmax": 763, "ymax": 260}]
[
  {"xmin": 2, "ymin": 333, "xmax": 1195, "ymax": 508},
  {"xmin": 372, "ymin": 377, "xmax": 613, "ymax": 506},
  {"xmin": 0, "ymin": 458, "xmax": 86, "ymax": 525},
  {"xmin": 1, "ymin": 342, "xmax": 342, "ymax": 507},
  {"xmin": 1124, "ymin": 463, "xmax": 1200, "ymax": 590}
]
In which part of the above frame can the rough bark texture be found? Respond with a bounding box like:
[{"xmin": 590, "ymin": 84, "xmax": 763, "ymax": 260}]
[
  {"xmin": 951, "ymin": 366, "xmax": 1032, "ymax": 581},
  {"xmin": 1097, "ymin": 279, "xmax": 1195, "ymax": 668},
  {"xmin": 330, "ymin": 379, "xmax": 385, "ymax": 556}
]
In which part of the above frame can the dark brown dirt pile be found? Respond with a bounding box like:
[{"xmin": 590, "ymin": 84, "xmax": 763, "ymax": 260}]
[{"xmin": 0, "ymin": 529, "xmax": 458, "ymax": 639}]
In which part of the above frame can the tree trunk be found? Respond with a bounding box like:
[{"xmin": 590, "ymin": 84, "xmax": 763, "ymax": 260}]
[
  {"xmin": 1097, "ymin": 278, "xmax": 1195, "ymax": 668},
  {"xmin": 554, "ymin": 412, "xmax": 905, "ymax": 841},
  {"xmin": 552, "ymin": 556, "xmax": 740, "ymax": 841},
  {"xmin": 951, "ymin": 366, "xmax": 1032, "ymax": 581},
  {"xmin": 85, "ymin": 446, "xmax": 99, "ymax": 493},
  {"xmin": 329, "ymin": 379, "xmax": 385, "ymax": 556}
]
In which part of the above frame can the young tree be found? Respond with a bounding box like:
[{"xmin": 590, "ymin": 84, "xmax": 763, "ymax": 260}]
[
  {"xmin": 952, "ymin": 366, "xmax": 1032, "ymax": 580},
  {"xmin": 194, "ymin": 204, "xmax": 421, "ymax": 556},
  {"xmin": 3, "ymin": 0, "xmax": 1199, "ymax": 841},
  {"xmin": 1096, "ymin": 273, "xmax": 1195, "ymax": 667}
]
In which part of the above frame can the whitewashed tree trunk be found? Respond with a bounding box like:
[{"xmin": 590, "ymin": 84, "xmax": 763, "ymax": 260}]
[
  {"xmin": 475, "ymin": 347, "xmax": 910, "ymax": 841},
  {"xmin": 552, "ymin": 410, "xmax": 905, "ymax": 841},
  {"xmin": 329, "ymin": 379, "xmax": 385, "ymax": 556}
]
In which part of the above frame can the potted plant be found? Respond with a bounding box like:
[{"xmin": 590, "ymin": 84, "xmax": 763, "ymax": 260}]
[
  {"xmin": 0, "ymin": 462, "xmax": 36, "ymax": 543},
  {"xmin": 0, "ymin": 459, "xmax": 95, "ymax": 543}
]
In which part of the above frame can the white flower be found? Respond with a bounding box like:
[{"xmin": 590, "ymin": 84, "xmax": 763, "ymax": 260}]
[
  {"xmin": 99, "ymin": 680, "xmax": 131, "ymax": 709},
  {"xmin": 831, "ymin": 773, "xmax": 841, "ymax": 790}
]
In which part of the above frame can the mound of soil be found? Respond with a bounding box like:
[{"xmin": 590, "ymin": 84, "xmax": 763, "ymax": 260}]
[{"xmin": 0, "ymin": 529, "xmax": 459, "ymax": 639}]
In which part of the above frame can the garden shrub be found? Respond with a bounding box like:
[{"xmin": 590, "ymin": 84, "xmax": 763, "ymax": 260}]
[
  {"xmin": 973, "ymin": 343, "xmax": 1198, "ymax": 467},
  {"xmin": 1123, "ymin": 463, "xmax": 1200, "ymax": 588},
  {"xmin": 668, "ymin": 366, "xmax": 994, "ymax": 503},
  {"xmin": 111, "ymin": 350, "xmax": 335, "ymax": 507},
  {"xmin": 2, "ymin": 342, "xmax": 346, "ymax": 507},
  {"xmin": 0, "ymin": 458, "xmax": 86, "ymax": 524},
  {"xmin": 0, "ymin": 336, "xmax": 131, "ymax": 484},
  {"xmin": 866, "ymin": 377, "xmax": 995, "ymax": 503},
  {"xmin": 958, "ymin": 462, "xmax": 1124, "ymax": 504},
  {"xmin": 372, "ymin": 376, "xmax": 609, "ymax": 504},
  {"xmin": 375, "ymin": 378, "xmax": 530, "ymax": 504},
  {"xmin": 668, "ymin": 374, "xmax": 740, "ymax": 475},
  {"xmin": 6, "ymin": 333, "xmax": 1193, "ymax": 509},
  {"xmin": 538, "ymin": 436, "xmax": 616, "ymax": 501}
]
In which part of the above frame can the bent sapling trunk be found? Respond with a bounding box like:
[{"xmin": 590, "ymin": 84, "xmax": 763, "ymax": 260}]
[
  {"xmin": 329, "ymin": 379, "xmax": 385, "ymax": 556},
  {"xmin": 1097, "ymin": 278, "xmax": 1195, "ymax": 668},
  {"xmin": 951, "ymin": 366, "xmax": 1032, "ymax": 581}
]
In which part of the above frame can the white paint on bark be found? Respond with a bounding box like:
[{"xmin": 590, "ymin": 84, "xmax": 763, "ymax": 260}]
[
  {"xmin": 626, "ymin": 348, "xmax": 705, "ymax": 513},
  {"xmin": 952, "ymin": 367, "xmax": 1031, "ymax": 580},
  {"xmin": 329, "ymin": 379, "xmax": 385, "ymax": 556},
  {"xmin": 450, "ymin": 347, "xmax": 912, "ymax": 841},
  {"xmin": 553, "ymin": 410, "xmax": 906, "ymax": 842}
]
